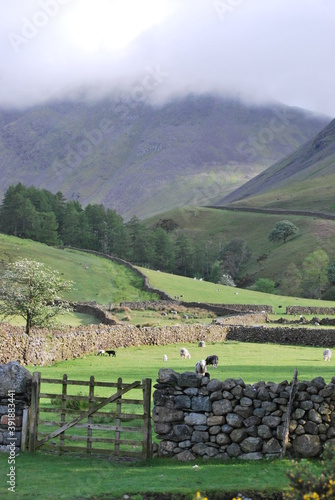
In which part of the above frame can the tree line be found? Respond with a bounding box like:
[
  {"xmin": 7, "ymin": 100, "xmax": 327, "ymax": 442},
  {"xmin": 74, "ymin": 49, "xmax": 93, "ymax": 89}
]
[
  {"xmin": 1, "ymin": 183, "xmax": 335, "ymax": 299},
  {"xmin": 0, "ymin": 183, "xmax": 246, "ymax": 283}
]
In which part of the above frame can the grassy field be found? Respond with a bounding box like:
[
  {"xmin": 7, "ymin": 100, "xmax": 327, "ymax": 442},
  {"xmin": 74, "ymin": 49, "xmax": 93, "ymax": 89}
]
[
  {"xmin": 0, "ymin": 234, "xmax": 158, "ymax": 305},
  {"xmin": 138, "ymin": 266, "xmax": 335, "ymax": 315},
  {"xmin": 0, "ymin": 341, "xmax": 331, "ymax": 499}
]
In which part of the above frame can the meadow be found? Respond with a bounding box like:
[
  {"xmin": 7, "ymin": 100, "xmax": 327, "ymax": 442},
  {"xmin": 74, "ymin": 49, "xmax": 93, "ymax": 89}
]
[
  {"xmin": 1, "ymin": 234, "xmax": 335, "ymax": 498},
  {"xmin": 0, "ymin": 341, "xmax": 333, "ymax": 499}
]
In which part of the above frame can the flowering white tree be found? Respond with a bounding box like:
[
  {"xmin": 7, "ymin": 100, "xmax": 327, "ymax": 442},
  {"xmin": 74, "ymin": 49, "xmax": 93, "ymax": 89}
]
[
  {"xmin": 0, "ymin": 258, "xmax": 74, "ymax": 335},
  {"xmin": 218, "ymin": 273, "xmax": 236, "ymax": 287}
]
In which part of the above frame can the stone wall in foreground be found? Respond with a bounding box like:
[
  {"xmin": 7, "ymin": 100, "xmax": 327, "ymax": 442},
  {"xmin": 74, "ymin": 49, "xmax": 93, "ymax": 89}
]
[
  {"xmin": 153, "ymin": 369, "xmax": 335, "ymax": 461},
  {"xmin": 0, "ymin": 362, "xmax": 31, "ymax": 453}
]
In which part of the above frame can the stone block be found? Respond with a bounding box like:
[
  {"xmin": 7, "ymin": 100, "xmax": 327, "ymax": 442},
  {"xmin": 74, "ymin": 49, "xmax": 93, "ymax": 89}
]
[
  {"xmin": 176, "ymin": 450, "xmax": 196, "ymax": 461},
  {"xmin": 212, "ymin": 399, "xmax": 233, "ymax": 416},
  {"xmin": 175, "ymin": 395, "xmax": 191, "ymax": 410},
  {"xmin": 207, "ymin": 415, "xmax": 224, "ymax": 426},
  {"xmin": 293, "ymin": 434, "xmax": 321, "ymax": 458},
  {"xmin": 192, "ymin": 431, "xmax": 209, "ymax": 443},
  {"xmin": 0, "ymin": 362, "xmax": 32, "ymax": 399},
  {"xmin": 226, "ymin": 412, "xmax": 244, "ymax": 428},
  {"xmin": 207, "ymin": 379, "xmax": 223, "ymax": 393},
  {"xmin": 216, "ymin": 433, "xmax": 231, "ymax": 446},
  {"xmin": 192, "ymin": 396, "xmax": 211, "ymax": 412},
  {"xmin": 152, "ymin": 406, "xmax": 184, "ymax": 423},
  {"xmin": 184, "ymin": 413, "xmax": 207, "ymax": 426},
  {"xmin": 178, "ymin": 372, "xmax": 202, "ymax": 388},
  {"xmin": 230, "ymin": 428, "xmax": 248, "ymax": 443},
  {"xmin": 240, "ymin": 437, "xmax": 262, "ymax": 453},
  {"xmin": 158, "ymin": 368, "xmax": 180, "ymax": 384}
]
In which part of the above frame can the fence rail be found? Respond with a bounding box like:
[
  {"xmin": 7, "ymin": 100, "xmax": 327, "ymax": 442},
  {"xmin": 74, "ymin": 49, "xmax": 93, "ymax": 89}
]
[{"xmin": 28, "ymin": 373, "xmax": 152, "ymax": 459}]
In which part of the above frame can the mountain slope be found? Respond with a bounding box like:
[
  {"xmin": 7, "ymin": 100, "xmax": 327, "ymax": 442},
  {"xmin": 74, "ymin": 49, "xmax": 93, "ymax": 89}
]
[
  {"xmin": 219, "ymin": 118, "xmax": 335, "ymax": 212},
  {"xmin": 0, "ymin": 95, "xmax": 329, "ymax": 219}
]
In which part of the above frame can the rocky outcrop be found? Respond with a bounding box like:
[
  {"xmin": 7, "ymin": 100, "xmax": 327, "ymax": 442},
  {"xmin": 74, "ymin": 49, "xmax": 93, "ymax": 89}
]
[{"xmin": 153, "ymin": 369, "xmax": 335, "ymax": 460}]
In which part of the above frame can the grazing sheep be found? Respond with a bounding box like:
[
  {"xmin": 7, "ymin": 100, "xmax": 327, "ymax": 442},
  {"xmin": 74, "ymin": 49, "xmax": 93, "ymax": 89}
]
[
  {"xmin": 105, "ymin": 349, "xmax": 116, "ymax": 357},
  {"xmin": 163, "ymin": 354, "xmax": 168, "ymax": 362},
  {"xmin": 198, "ymin": 341, "xmax": 206, "ymax": 348},
  {"xmin": 195, "ymin": 360, "xmax": 207, "ymax": 376},
  {"xmin": 324, "ymin": 349, "xmax": 332, "ymax": 362},
  {"xmin": 205, "ymin": 355, "xmax": 219, "ymax": 368},
  {"xmin": 180, "ymin": 348, "xmax": 191, "ymax": 359},
  {"xmin": 97, "ymin": 349, "xmax": 105, "ymax": 356}
]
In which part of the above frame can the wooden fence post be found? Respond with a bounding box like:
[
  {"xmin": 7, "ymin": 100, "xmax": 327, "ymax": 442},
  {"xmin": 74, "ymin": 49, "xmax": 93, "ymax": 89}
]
[
  {"xmin": 281, "ymin": 368, "xmax": 298, "ymax": 458},
  {"xmin": 20, "ymin": 408, "xmax": 29, "ymax": 452},
  {"xmin": 60, "ymin": 374, "xmax": 68, "ymax": 451},
  {"xmin": 87, "ymin": 375, "xmax": 95, "ymax": 454},
  {"xmin": 29, "ymin": 372, "xmax": 41, "ymax": 452},
  {"xmin": 115, "ymin": 377, "xmax": 122, "ymax": 456},
  {"xmin": 142, "ymin": 378, "xmax": 152, "ymax": 459}
]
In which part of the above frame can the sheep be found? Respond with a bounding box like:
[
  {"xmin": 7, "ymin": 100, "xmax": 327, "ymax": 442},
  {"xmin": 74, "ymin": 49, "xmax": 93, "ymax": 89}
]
[
  {"xmin": 198, "ymin": 341, "xmax": 206, "ymax": 348},
  {"xmin": 163, "ymin": 354, "xmax": 168, "ymax": 362},
  {"xmin": 180, "ymin": 348, "xmax": 191, "ymax": 359},
  {"xmin": 195, "ymin": 360, "xmax": 207, "ymax": 376},
  {"xmin": 324, "ymin": 349, "xmax": 332, "ymax": 362},
  {"xmin": 97, "ymin": 349, "xmax": 105, "ymax": 356},
  {"xmin": 205, "ymin": 355, "xmax": 219, "ymax": 368},
  {"xmin": 105, "ymin": 349, "xmax": 116, "ymax": 357}
]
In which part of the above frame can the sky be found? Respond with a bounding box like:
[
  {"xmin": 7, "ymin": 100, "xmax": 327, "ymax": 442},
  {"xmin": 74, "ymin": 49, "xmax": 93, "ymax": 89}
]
[{"xmin": 1, "ymin": 0, "xmax": 334, "ymax": 116}]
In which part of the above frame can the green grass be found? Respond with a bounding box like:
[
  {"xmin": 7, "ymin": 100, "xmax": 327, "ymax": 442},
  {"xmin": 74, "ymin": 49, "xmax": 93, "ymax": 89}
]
[
  {"xmin": 26, "ymin": 341, "xmax": 335, "ymax": 387},
  {"xmin": 1, "ymin": 341, "xmax": 332, "ymax": 499},
  {"xmin": 0, "ymin": 311, "xmax": 100, "ymax": 327},
  {"xmin": 0, "ymin": 452, "xmax": 294, "ymax": 499},
  {"xmin": 0, "ymin": 234, "xmax": 158, "ymax": 304},
  {"xmin": 138, "ymin": 266, "xmax": 335, "ymax": 315}
]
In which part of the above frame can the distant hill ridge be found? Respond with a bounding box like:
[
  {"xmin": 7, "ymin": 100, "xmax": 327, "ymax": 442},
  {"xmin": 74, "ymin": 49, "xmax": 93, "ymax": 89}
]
[
  {"xmin": 219, "ymin": 118, "xmax": 335, "ymax": 212},
  {"xmin": 0, "ymin": 94, "xmax": 329, "ymax": 219}
]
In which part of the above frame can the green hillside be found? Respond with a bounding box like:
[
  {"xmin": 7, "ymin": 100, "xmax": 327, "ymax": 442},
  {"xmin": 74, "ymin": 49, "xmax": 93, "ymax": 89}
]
[
  {"xmin": 0, "ymin": 95, "xmax": 328, "ymax": 220},
  {"xmin": 0, "ymin": 234, "xmax": 157, "ymax": 304},
  {"xmin": 138, "ymin": 266, "xmax": 335, "ymax": 314},
  {"xmin": 145, "ymin": 206, "xmax": 335, "ymax": 294},
  {"xmin": 220, "ymin": 118, "xmax": 335, "ymax": 212}
]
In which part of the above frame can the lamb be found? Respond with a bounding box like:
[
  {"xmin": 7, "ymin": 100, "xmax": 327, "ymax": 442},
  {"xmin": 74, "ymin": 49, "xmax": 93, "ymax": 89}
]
[
  {"xmin": 195, "ymin": 359, "xmax": 207, "ymax": 376},
  {"xmin": 180, "ymin": 348, "xmax": 191, "ymax": 359},
  {"xmin": 97, "ymin": 349, "xmax": 105, "ymax": 356},
  {"xmin": 323, "ymin": 349, "xmax": 332, "ymax": 362},
  {"xmin": 198, "ymin": 341, "xmax": 206, "ymax": 348},
  {"xmin": 163, "ymin": 354, "xmax": 168, "ymax": 362},
  {"xmin": 105, "ymin": 349, "xmax": 116, "ymax": 357},
  {"xmin": 205, "ymin": 355, "xmax": 219, "ymax": 368}
]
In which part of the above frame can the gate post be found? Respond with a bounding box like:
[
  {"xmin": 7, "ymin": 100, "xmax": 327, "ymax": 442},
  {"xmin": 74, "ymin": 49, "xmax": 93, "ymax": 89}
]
[
  {"xmin": 29, "ymin": 372, "xmax": 41, "ymax": 452},
  {"xmin": 142, "ymin": 378, "xmax": 152, "ymax": 459}
]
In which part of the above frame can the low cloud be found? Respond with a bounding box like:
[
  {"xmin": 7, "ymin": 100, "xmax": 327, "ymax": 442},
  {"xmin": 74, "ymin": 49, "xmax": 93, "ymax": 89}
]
[{"xmin": 0, "ymin": 0, "xmax": 334, "ymax": 116}]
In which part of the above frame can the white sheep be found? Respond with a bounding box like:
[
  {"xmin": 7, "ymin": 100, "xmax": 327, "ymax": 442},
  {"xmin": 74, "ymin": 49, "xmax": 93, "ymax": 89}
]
[
  {"xmin": 163, "ymin": 354, "xmax": 168, "ymax": 362},
  {"xmin": 195, "ymin": 360, "xmax": 207, "ymax": 376},
  {"xmin": 324, "ymin": 349, "xmax": 332, "ymax": 361},
  {"xmin": 97, "ymin": 349, "xmax": 105, "ymax": 356},
  {"xmin": 180, "ymin": 348, "xmax": 191, "ymax": 359}
]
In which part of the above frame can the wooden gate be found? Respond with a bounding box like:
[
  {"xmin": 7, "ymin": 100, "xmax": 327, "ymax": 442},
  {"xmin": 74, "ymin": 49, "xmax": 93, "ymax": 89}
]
[{"xmin": 28, "ymin": 372, "xmax": 152, "ymax": 459}]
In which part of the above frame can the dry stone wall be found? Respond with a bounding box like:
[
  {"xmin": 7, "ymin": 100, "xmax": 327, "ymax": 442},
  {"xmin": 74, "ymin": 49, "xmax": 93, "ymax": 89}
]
[
  {"xmin": 120, "ymin": 300, "xmax": 273, "ymax": 315},
  {"xmin": 287, "ymin": 306, "xmax": 335, "ymax": 315},
  {"xmin": 1, "ymin": 320, "xmax": 335, "ymax": 366},
  {"xmin": 153, "ymin": 369, "xmax": 335, "ymax": 461}
]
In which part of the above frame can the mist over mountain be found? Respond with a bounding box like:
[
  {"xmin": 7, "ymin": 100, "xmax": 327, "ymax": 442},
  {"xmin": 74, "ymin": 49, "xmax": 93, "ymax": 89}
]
[{"xmin": 0, "ymin": 94, "xmax": 329, "ymax": 219}]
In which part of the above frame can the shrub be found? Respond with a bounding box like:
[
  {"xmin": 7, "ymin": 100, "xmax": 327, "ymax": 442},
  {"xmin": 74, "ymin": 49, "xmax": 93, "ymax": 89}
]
[{"xmin": 285, "ymin": 442, "xmax": 335, "ymax": 499}]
